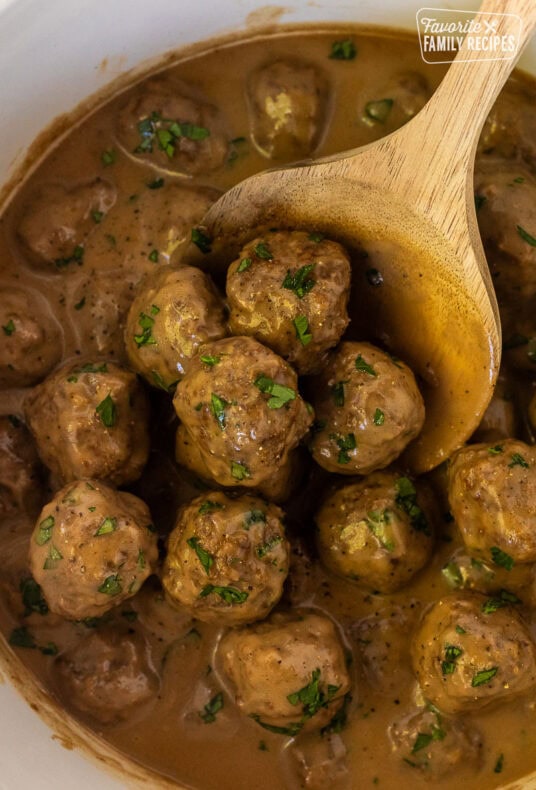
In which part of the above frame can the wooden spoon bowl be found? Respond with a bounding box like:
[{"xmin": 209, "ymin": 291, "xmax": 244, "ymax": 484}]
[{"xmin": 188, "ymin": 0, "xmax": 536, "ymax": 473}]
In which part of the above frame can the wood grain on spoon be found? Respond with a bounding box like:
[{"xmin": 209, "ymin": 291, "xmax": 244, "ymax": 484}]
[{"xmin": 189, "ymin": 0, "xmax": 536, "ymax": 473}]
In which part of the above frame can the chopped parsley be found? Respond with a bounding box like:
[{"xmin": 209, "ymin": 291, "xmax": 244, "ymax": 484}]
[
  {"xmin": 36, "ymin": 515, "xmax": 54, "ymax": 545},
  {"xmin": 481, "ymin": 589, "xmax": 521, "ymax": 614},
  {"xmin": 472, "ymin": 667, "xmax": 498, "ymax": 687},
  {"xmin": 490, "ymin": 546, "xmax": 514, "ymax": 571},
  {"xmin": 373, "ymin": 408, "xmax": 385, "ymax": 425},
  {"xmin": 200, "ymin": 354, "xmax": 220, "ymax": 367},
  {"xmin": 256, "ymin": 535, "xmax": 283, "ymax": 558},
  {"xmin": 237, "ymin": 257, "xmax": 252, "ymax": 273},
  {"xmin": 329, "ymin": 40, "xmax": 357, "ymax": 60},
  {"xmin": 254, "ymin": 242, "xmax": 273, "ymax": 260},
  {"xmin": 293, "ymin": 314, "xmax": 312, "ymax": 346},
  {"xmin": 92, "ymin": 210, "xmax": 104, "ymax": 224},
  {"xmin": 199, "ymin": 584, "xmax": 248, "ymax": 604},
  {"xmin": 231, "ymin": 461, "xmax": 250, "ymax": 481},
  {"xmin": 210, "ymin": 393, "xmax": 229, "ymax": 429},
  {"xmin": 308, "ymin": 232, "xmax": 325, "ymax": 242},
  {"xmin": 43, "ymin": 545, "xmax": 63, "ymax": 570},
  {"xmin": 517, "ymin": 225, "xmax": 536, "ymax": 247},
  {"xmin": 95, "ymin": 516, "xmax": 117, "ymax": 536},
  {"xmin": 187, "ymin": 537, "xmax": 214, "ymax": 575},
  {"xmin": 366, "ymin": 509, "xmax": 394, "ymax": 551},
  {"xmin": 147, "ymin": 177, "xmax": 165, "ymax": 189},
  {"xmin": 148, "ymin": 248, "xmax": 159, "ymax": 263},
  {"xmin": 20, "ymin": 578, "xmax": 48, "ymax": 616},
  {"xmin": 364, "ymin": 99, "xmax": 393, "ymax": 123},
  {"xmin": 251, "ymin": 715, "xmax": 302, "ymax": 737},
  {"xmin": 9, "ymin": 626, "xmax": 58, "ymax": 656},
  {"xmin": 282, "ymin": 264, "xmax": 316, "ymax": 299},
  {"xmin": 441, "ymin": 644, "xmax": 463, "ymax": 675},
  {"xmin": 134, "ymin": 310, "xmax": 158, "ymax": 347},
  {"xmin": 95, "ymin": 393, "xmax": 117, "ymax": 428},
  {"xmin": 198, "ymin": 500, "xmax": 224, "ymax": 515},
  {"xmin": 455, "ymin": 625, "xmax": 466, "ymax": 635},
  {"xmin": 54, "ymin": 244, "xmax": 84, "ymax": 269},
  {"xmin": 330, "ymin": 380, "xmax": 347, "ymax": 407},
  {"xmin": 508, "ymin": 452, "xmax": 529, "ymax": 469},
  {"xmin": 442, "ymin": 561, "xmax": 463, "ymax": 588},
  {"xmin": 199, "ymin": 692, "xmax": 224, "ymax": 723},
  {"xmin": 287, "ymin": 668, "xmax": 340, "ymax": 723},
  {"xmin": 331, "ymin": 433, "xmax": 357, "ymax": 464},
  {"xmin": 411, "ymin": 725, "xmax": 446, "ymax": 754},
  {"xmin": 494, "ymin": 754, "xmax": 504, "ymax": 774},
  {"xmin": 244, "ymin": 509, "xmax": 266, "ymax": 529},
  {"xmin": 98, "ymin": 574, "xmax": 122, "ymax": 596},
  {"xmin": 191, "ymin": 227, "xmax": 212, "ymax": 253},
  {"xmin": 321, "ymin": 693, "xmax": 351, "ymax": 735},
  {"xmin": 74, "ymin": 296, "xmax": 86, "ymax": 310},
  {"xmin": 2, "ymin": 319, "xmax": 15, "ymax": 336},
  {"xmin": 101, "ymin": 148, "xmax": 116, "ymax": 166},
  {"xmin": 355, "ymin": 354, "xmax": 377, "ymax": 376},
  {"xmin": 135, "ymin": 111, "xmax": 209, "ymax": 158},
  {"xmin": 395, "ymin": 477, "xmax": 430, "ymax": 535},
  {"xmin": 254, "ymin": 375, "xmax": 296, "ymax": 409},
  {"xmin": 488, "ymin": 444, "xmax": 504, "ymax": 455}
]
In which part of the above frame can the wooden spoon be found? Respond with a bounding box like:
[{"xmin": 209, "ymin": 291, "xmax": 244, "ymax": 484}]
[{"xmin": 188, "ymin": 0, "xmax": 536, "ymax": 473}]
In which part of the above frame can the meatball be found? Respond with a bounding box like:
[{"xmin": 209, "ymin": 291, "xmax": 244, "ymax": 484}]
[
  {"xmin": 17, "ymin": 179, "xmax": 116, "ymax": 270},
  {"xmin": 162, "ymin": 491, "xmax": 289, "ymax": 625},
  {"xmin": 55, "ymin": 627, "xmax": 158, "ymax": 723},
  {"xmin": 227, "ymin": 230, "xmax": 351, "ymax": 375},
  {"xmin": 389, "ymin": 706, "xmax": 482, "ymax": 778},
  {"xmin": 0, "ymin": 416, "xmax": 44, "ymax": 518},
  {"xmin": 29, "ymin": 479, "xmax": 158, "ymax": 619},
  {"xmin": 247, "ymin": 60, "xmax": 329, "ymax": 160},
  {"xmin": 172, "ymin": 336, "xmax": 313, "ymax": 489},
  {"xmin": 478, "ymin": 83, "xmax": 536, "ymax": 167},
  {"xmin": 125, "ymin": 265, "xmax": 227, "ymax": 390},
  {"xmin": 25, "ymin": 359, "xmax": 150, "ymax": 486},
  {"xmin": 0, "ymin": 286, "xmax": 63, "ymax": 387},
  {"xmin": 411, "ymin": 593, "xmax": 536, "ymax": 714},
  {"xmin": 315, "ymin": 472, "xmax": 433, "ymax": 592},
  {"xmin": 309, "ymin": 341, "xmax": 425, "ymax": 475},
  {"xmin": 361, "ymin": 72, "xmax": 430, "ymax": 130},
  {"xmin": 448, "ymin": 439, "xmax": 536, "ymax": 563},
  {"xmin": 220, "ymin": 612, "xmax": 351, "ymax": 734},
  {"xmin": 117, "ymin": 78, "xmax": 229, "ymax": 175}
]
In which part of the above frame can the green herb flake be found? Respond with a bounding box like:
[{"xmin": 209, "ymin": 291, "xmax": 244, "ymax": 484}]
[
  {"xmin": 187, "ymin": 536, "xmax": 214, "ymax": 575},
  {"xmin": 364, "ymin": 99, "xmax": 394, "ymax": 123},
  {"xmin": 355, "ymin": 355, "xmax": 377, "ymax": 376},
  {"xmin": 147, "ymin": 177, "xmax": 165, "ymax": 189},
  {"xmin": 308, "ymin": 232, "xmax": 325, "ymax": 242},
  {"xmin": 20, "ymin": 578, "xmax": 48, "ymax": 616},
  {"xmin": 494, "ymin": 754, "xmax": 504, "ymax": 774},
  {"xmin": 148, "ymin": 248, "xmax": 159, "ymax": 263},
  {"xmin": 455, "ymin": 625, "xmax": 466, "ymax": 635},
  {"xmin": 395, "ymin": 477, "xmax": 430, "ymax": 535},
  {"xmin": 254, "ymin": 242, "xmax": 273, "ymax": 260},
  {"xmin": 2, "ymin": 319, "xmax": 15, "ymax": 336},
  {"xmin": 282, "ymin": 264, "xmax": 316, "ymax": 299},
  {"xmin": 200, "ymin": 354, "xmax": 220, "ymax": 367},
  {"xmin": 373, "ymin": 408, "xmax": 385, "ymax": 426},
  {"xmin": 95, "ymin": 393, "xmax": 117, "ymax": 428},
  {"xmin": 329, "ymin": 40, "xmax": 357, "ymax": 60},
  {"xmin": 490, "ymin": 546, "xmax": 515, "ymax": 571},
  {"xmin": 54, "ymin": 244, "xmax": 84, "ymax": 269},
  {"xmin": 366, "ymin": 509, "xmax": 394, "ymax": 551},
  {"xmin": 101, "ymin": 148, "xmax": 116, "ymax": 166},
  {"xmin": 191, "ymin": 227, "xmax": 212, "ymax": 254},
  {"xmin": 256, "ymin": 535, "xmax": 283, "ymax": 558},
  {"xmin": 331, "ymin": 432, "xmax": 357, "ymax": 465},
  {"xmin": 199, "ymin": 584, "xmax": 248, "ymax": 604},
  {"xmin": 231, "ymin": 461, "xmax": 250, "ymax": 481},
  {"xmin": 134, "ymin": 311, "xmax": 157, "ymax": 348},
  {"xmin": 9, "ymin": 626, "xmax": 36, "ymax": 649},
  {"xmin": 198, "ymin": 500, "xmax": 224, "ymax": 515},
  {"xmin": 330, "ymin": 380, "xmax": 347, "ymax": 407},
  {"xmin": 488, "ymin": 444, "xmax": 504, "ymax": 455},
  {"xmin": 517, "ymin": 225, "xmax": 536, "ymax": 247},
  {"xmin": 36, "ymin": 515, "xmax": 54, "ymax": 546},
  {"xmin": 137, "ymin": 549, "xmax": 146, "ymax": 570},
  {"xmin": 199, "ymin": 692, "xmax": 224, "ymax": 723},
  {"xmin": 441, "ymin": 644, "xmax": 463, "ymax": 676},
  {"xmin": 321, "ymin": 693, "xmax": 351, "ymax": 735},
  {"xmin": 91, "ymin": 210, "xmax": 104, "ymax": 224},
  {"xmin": 210, "ymin": 393, "xmax": 229, "ymax": 430},
  {"xmin": 254, "ymin": 374, "xmax": 296, "ymax": 409},
  {"xmin": 472, "ymin": 666, "xmax": 498, "ymax": 687},
  {"xmin": 287, "ymin": 668, "xmax": 340, "ymax": 722},
  {"xmin": 43, "ymin": 545, "xmax": 63, "ymax": 570},
  {"xmin": 98, "ymin": 574, "xmax": 122, "ymax": 596},
  {"xmin": 508, "ymin": 452, "xmax": 529, "ymax": 469},
  {"xmin": 481, "ymin": 589, "xmax": 521, "ymax": 614},
  {"xmin": 237, "ymin": 257, "xmax": 252, "ymax": 273},
  {"xmin": 74, "ymin": 296, "xmax": 86, "ymax": 311},
  {"xmin": 293, "ymin": 314, "xmax": 312, "ymax": 346},
  {"xmin": 95, "ymin": 516, "xmax": 117, "ymax": 536},
  {"xmin": 442, "ymin": 561, "xmax": 463, "ymax": 588},
  {"xmin": 244, "ymin": 509, "xmax": 266, "ymax": 529}
]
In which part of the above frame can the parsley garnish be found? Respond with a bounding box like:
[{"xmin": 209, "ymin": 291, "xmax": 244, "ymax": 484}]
[
  {"xmin": 472, "ymin": 667, "xmax": 498, "ymax": 687},
  {"xmin": 244, "ymin": 510, "xmax": 266, "ymax": 528},
  {"xmin": 373, "ymin": 408, "xmax": 385, "ymax": 425},
  {"xmin": 20, "ymin": 578, "xmax": 48, "ymax": 616},
  {"xmin": 135, "ymin": 111, "xmax": 209, "ymax": 158},
  {"xmin": 43, "ymin": 545, "xmax": 63, "ymax": 570},
  {"xmin": 2, "ymin": 319, "xmax": 15, "ymax": 336},
  {"xmin": 231, "ymin": 461, "xmax": 250, "ymax": 481},
  {"xmin": 36, "ymin": 515, "xmax": 54, "ymax": 545},
  {"xmin": 254, "ymin": 375, "xmax": 296, "ymax": 409},
  {"xmin": 187, "ymin": 536, "xmax": 214, "ymax": 574},
  {"xmin": 481, "ymin": 589, "xmax": 521, "ymax": 614},
  {"xmin": 256, "ymin": 535, "xmax": 282, "ymax": 558},
  {"xmin": 237, "ymin": 258, "xmax": 252, "ymax": 273},
  {"xmin": 508, "ymin": 452, "xmax": 529, "ymax": 469},
  {"xmin": 147, "ymin": 177, "xmax": 164, "ymax": 189},
  {"xmin": 134, "ymin": 311, "xmax": 157, "ymax": 347},
  {"xmin": 200, "ymin": 354, "xmax": 220, "ymax": 366},
  {"xmin": 488, "ymin": 444, "xmax": 504, "ymax": 455},
  {"xmin": 329, "ymin": 40, "xmax": 357, "ymax": 60},
  {"xmin": 287, "ymin": 668, "xmax": 340, "ymax": 721},
  {"xmin": 254, "ymin": 242, "xmax": 273, "ymax": 260},
  {"xmin": 293, "ymin": 314, "xmax": 312, "ymax": 346},
  {"xmin": 98, "ymin": 574, "xmax": 122, "ymax": 596},
  {"xmin": 250, "ymin": 715, "xmax": 302, "ymax": 737},
  {"xmin": 355, "ymin": 355, "xmax": 377, "ymax": 376},
  {"xmin": 95, "ymin": 516, "xmax": 117, "ymax": 536},
  {"xmin": 95, "ymin": 393, "xmax": 117, "ymax": 428},
  {"xmin": 148, "ymin": 249, "xmax": 159, "ymax": 263},
  {"xmin": 54, "ymin": 244, "xmax": 84, "ymax": 269},
  {"xmin": 321, "ymin": 693, "xmax": 351, "ymax": 735},
  {"xmin": 330, "ymin": 380, "xmax": 347, "ymax": 407},
  {"xmin": 494, "ymin": 754, "xmax": 504, "ymax": 774},
  {"xmin": 517, "ymin": 225, "xmax": 536, "ymax": 247},
  {"xmin": 490, "ymin": 546, "xmax": 514, "ymax": 570},
  {"xmin": 74, "ymin": 297, "xmax": 86, "ymax": 310},
  {"xmin": 331, "ymin": 433, "xmax": 357, "ymax": 464},
  {"xmin": 395, "ymin": 477, "xmax": 430, "ymax": 535},
  {"xmin": 199, "ymin": 692, "xmax": 223, "ymax": 723},
  {"xmin": 198, "ymin": 500, "xmax": 224, "ymax": 515},
  {"xmin": 366, "ymin": 509, "xmax": 394, "ymax": 551},
  {"xmin": 191, "ymin": 227, "xmax": 212, "ymax": 253},
  {"xmin": 101, "ymin": 148, "xmax": 116, "ymax": 166},
  {"xmin": 411, "ymin": 725, "xmax": 446, "ymax": 753},
  {"xmin": 441, "ymin": 561, "xmax": 463, "ymax": 587},
  {"xmin": 308, "ymin": 232, "xmax": 325, "ymax": 242},
  {"xmin": 199, "ymin": 584, "xmax": 248, "ymax": 604},
  {"xmin": 9, "ymin": 627, "xmax": 58, "ymax": 656},
  {"xmin": 441, "ymin": 644, "xmax": 463, "ymax": 675},
  {"xmin": 210, "ymin": 393, "xmax": 229, "ymax": 429},
  {"xmin": 282, "ymin": 264, "xmax": 316, "ymax": 299}
]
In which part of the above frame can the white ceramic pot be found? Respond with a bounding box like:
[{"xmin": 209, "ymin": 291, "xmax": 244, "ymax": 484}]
[{"xmin": 0, "ymin": 1, "xmax": 535, "ymax": 787}]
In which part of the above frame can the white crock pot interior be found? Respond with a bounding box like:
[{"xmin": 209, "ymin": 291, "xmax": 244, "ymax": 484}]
[{"xmin": 0, "ymin": 0, "xmax": 535, "ymax": 787}]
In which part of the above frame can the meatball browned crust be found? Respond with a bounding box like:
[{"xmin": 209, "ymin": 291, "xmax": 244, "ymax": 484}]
[
  {"xmin": 247, "ymin": 60, "xmax": 329, "ymax": 160},
  {"xmin": 117, "ymin": 78, "xmax": 229, "ymax": 175},
  {"xmin": 0, "ymin": 416, "xmax": 44, "ymax": 518},
  {"xmin": 411, "ymin": 593, "xmax": 536, "ymax": 714},
  {"xmin": 309, "ymin": 341, "xmax": 425, "ymax": 474},
  {"xmin": 29, "ymin": 479, "xmax": 158, "ymax": 620},
  {"xmin": 125, "ymin": 265, "xmax": 227, "ymax": 390},
  {"xmin": 55, "ymin": 627, "xmax": 158, "ymax": 723},
  {"xmin": 0, "ymin": 286, "xmax": 63, "ymax": 388},
  {"xmin": 220, "ymin": 612, "xmax": 351, "ymax": 734},
  {"xmin": 315, "ymin": 472, "xmax": 433, "ymax": 592},
  {"xmin": 172, "ymin": 336, "xmax": 313, "ymax": 489},
  {"xmin": 226, "ymin": 230, "xmax": 351, "ymax": 375},
  {"xmin": 17, "ymin": 179, "xmax": 116, "ymax": 270},
  {"xmin": 162, "ymin": 491, "xmax": 289, "ymax": 625},
  {"xmin": 448, "ymin": 439, "xmax": 536, "ymax": 564},
  {"xmin": 25, "ymin": 359, "xmax": 150, "ymax": 486}
]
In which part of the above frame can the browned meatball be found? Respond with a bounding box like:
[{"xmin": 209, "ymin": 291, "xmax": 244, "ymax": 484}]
[
  {"xmin": 0, "ymin": 286, "xmax": 63, "ymax": 387},
  {"xmin": 124, "ymin": 265, "xmax": 227, "ymax": 390},
  {"xmin": 162, "ymin": 491, "xmax": 289, "ymax": 625},
  {"xmin": 172, "ymin": 336, "xmax": 312, "ymax": 489},
  {"xmin": 316, "ymin": 472, "xmax": 433, "ymax": 592},
  {"xmin": 448, "ymin": 439, "xmax": 536, "ymax": 564},
  {"xmin": 117, "ymin": 78, "xmax": 229, "ymax": 175},
  {"xmin": 389, "ymin": 706, "xmax": 482, "ymax": 778},
  {"xmin": 309, "ymin": 341, "xmax": 425, "ymax": 474},
  {"xmin": 478, "ymin": 82, "xmax": 536, "ymax": 167},
  {"xmin": 29, "ymin": 479, "xmax": 158, "ymax": 619},
  {"xmin": 247, "ymin": 60, "xmax": 329, "ymax": 160},
  {"xmin": 55, "ymin": 627, "xmax": 158, "ymax": 723},
  {"xmin": 227, "ymin": 231, "xmax": 351, "ymax": 375},
  {"xmin": 361, "ymin": 72, "xmax": 430, "ymax": 130},
  {"xmin": 0, "ymin": 416, "xmax": 44, "ymax": 518},
  {"xmin": 220, "ymin": 612, "xmax": 351, "ymax": 735},
  {"xmin": 25, "ymin": 359, "xmax": 150, "ymax": 486},
  {"xmin": 411, "ymin": 594, "xmax": 536, "ymax": 714},
  {"xmin": 17, "ymin": 179, "xmax": 116, "ymax": 270}
]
